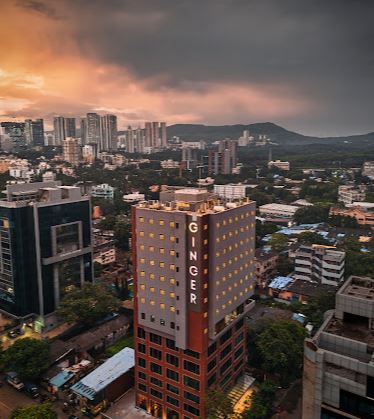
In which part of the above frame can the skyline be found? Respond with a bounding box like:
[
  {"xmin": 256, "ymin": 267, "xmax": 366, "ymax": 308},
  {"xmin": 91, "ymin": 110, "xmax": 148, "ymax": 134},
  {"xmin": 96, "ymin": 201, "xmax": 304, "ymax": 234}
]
[{"xmin": 1, "ymin": 0, "xmax": 374, "ymax": 136}]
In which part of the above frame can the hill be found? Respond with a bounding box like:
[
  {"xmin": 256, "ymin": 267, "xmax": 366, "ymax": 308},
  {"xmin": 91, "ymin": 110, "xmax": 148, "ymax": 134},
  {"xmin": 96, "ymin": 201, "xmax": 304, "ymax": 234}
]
[{"xmin": 167, "ymin": 122, "xmax": 374, "ymax": 145}]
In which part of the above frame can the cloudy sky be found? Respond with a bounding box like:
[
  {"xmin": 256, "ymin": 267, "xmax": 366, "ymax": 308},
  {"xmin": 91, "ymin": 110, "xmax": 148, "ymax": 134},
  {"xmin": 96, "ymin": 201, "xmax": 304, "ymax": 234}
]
[{"xmin": 0, "ymin": 0, "xmax": 373, "ymax": 136}]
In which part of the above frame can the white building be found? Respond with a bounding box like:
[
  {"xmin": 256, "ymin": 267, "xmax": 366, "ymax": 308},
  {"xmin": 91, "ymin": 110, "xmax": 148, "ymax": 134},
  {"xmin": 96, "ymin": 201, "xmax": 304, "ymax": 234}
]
[
  {"xmin": 213, "ymin": 183, "xmax": 249, "ymax": 199},
  {"xmin": 268, "ymin": 160, "xmax": 290, "ymax": 171},
  {"xmin": 238, "ymin": 130, "xmax": 254, "ymax": 146},
  {"xmin": 123, "ymin": 192, "xmax": 145, "ymax": 203},
  {"xmin": 293, "ymin": 244, "xmax": 345, "ymax": 286},
  {"xmin": 160, "ymin": 159, "xmax": 179, "ymax": 169},
  {"xmin": 259, "ymin": 203, "xmax": 299, "ymax": 221},
  {"xmin": 362, "ymin": 161, "xmax": 374, "ymax": 179},
  {"xmin": 91, "ymin": 184, "xmax": 115, "ymax": 200},
  {"xmin": 338, "ymin": 185, "xmax": 366, "ymax": 205},
  {"xmin": 42, "ymin": 171, "xmax": 56, "ymax": 182}
]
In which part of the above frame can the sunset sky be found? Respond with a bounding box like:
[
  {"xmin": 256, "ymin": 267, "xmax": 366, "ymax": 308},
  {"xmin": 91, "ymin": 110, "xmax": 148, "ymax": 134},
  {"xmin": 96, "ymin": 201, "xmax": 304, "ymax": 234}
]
[{"xmin": 1, "ymin": 0, "xmax": 373, "ymax": 136}]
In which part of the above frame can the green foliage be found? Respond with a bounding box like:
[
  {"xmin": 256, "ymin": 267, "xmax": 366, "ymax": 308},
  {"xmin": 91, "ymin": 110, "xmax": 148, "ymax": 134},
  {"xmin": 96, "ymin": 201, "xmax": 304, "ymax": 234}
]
[
  {"xmin": 205, "ymin": 385, "xmax": 234, "ymax": 419},
  {"xmin": 256, "ymin": 221, "xmax": 279, "ymax": 247},
  {"xmin": 292, "ymin": 292, "xmax": 335, "ymax": 327},
  {"xmin": 57, "ymin": 283, "xmax": 121, "ymax": 326},
  {"xmin": 294, "ymin": 205, "xmax": 330, "ymax": 224},
  {"xmin": 297, "ymin": 231, "xmax": 330, "ymax": 246},
  {"xmin": 105, "ymin": 335, "xmax": 134, "ymax": 356},
  {"xmin": 113, "ymin": 221, "xmax": 132, "ymax": 250},
  {"xmin": 339, "ymin": 238, "xmax": 374, "ymax": 278},
  {"xmin": 248, "ymin": 320, "xmax": 306, "ymax": 386},
  {"xmin": 329, "ymin": 215, "xmax": 358, "ymax": 228},
  {"xmin": 269, "ymin": 233, "xmax": 288, "ymax": 252},
  {"xmin": 1, "ymin": 338, "xmax": 50, "ymax": 381},
  {"xmin": 241, "ymin": 382, "xmax": 276, "ymax": 419},
  {"xmin": 98, "ymin": 214, "xmax": 117, "ymax": 230},
  {"xmin": 299, "ymin": 181, "xmax": 338, "ymax": 203},
  {"xmin": 276, "ymin": 256, "xmax": 293, "ymax": 276},
  {"xmin": 11, "ymin": 402, "xmax": 57, "ymax": 419}
]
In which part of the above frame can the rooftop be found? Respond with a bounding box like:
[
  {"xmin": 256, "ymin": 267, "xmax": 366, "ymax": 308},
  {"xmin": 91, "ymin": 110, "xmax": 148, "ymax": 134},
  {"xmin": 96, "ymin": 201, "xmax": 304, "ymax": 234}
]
[
  {"xmin": 338, "ymin": 275, "xmax": 374, "ymax": 300},
  {"xmin": 71, "ymin": 347, "xmax": 134, "ymax": 400}
]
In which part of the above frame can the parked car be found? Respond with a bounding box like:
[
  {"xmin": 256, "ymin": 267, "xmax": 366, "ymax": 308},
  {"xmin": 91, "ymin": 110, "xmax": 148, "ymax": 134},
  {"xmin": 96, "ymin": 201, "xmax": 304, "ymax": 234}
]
[
  {"xmin": 24, "ymin": 382, "xmax": 39, "ymax": 398},
  {"xmin": 6, "ymin": 372, "xmax": 24, "ymax": 390},
  {"xmin": 7, "ymin": 330, "xmax": 19, "ymax": 339}
]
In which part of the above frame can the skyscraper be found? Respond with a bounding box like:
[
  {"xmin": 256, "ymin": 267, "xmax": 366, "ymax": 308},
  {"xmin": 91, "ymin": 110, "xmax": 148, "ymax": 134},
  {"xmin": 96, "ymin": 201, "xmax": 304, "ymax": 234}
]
[
  {"xmin": 86, "ymin": 113, "xmax": 101, "ymax": 147},
  {"xmin": 64, "ymin": 117, "xmax": 76, "ymax": 138},
  {"xmin": 63, "ymin": 137, "xmax": 81, "ymax": 166},
  {"xmin": 208, "ymin": 139, "xmax": 238, "ymax": 175},
  {"xmin": 53, "ymin": 116, "xmax": 66, "ymax": 145},
  {"xmin": 145, "ymin": 122, "xmax": 152, "ymax": 148},
  {"xmin": 160, "ymin": 122, "xmax": 167, "ymax": 148},
  {"xmin": 80, "ymin": 117, "xmax": 87, "ymax": 145},
  {"xmin": 133, "ymin": 188, "xmax": 256, "ymax": 418},
  {"xmin": 24, "ymin": 119, "xmax": 44, "ymax": 147},
  {"xmin": 100, "ymin": 114, "xmax": 118, "ymax": 151},
  {"xmin": 0, "ymin": 122, "xmax": 26, "ymax": 151},
  {"xmin": 0, "ymin": 181, "xmax": 93, "ymax": 331}
]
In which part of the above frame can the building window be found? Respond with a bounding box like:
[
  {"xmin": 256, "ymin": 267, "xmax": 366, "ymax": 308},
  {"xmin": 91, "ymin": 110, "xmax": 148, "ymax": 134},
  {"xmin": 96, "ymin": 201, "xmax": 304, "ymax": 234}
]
[
  {"xmin": 159, "ymin": 234, "xmax": 165, "ymax": 240},
  {"xmin": 166, "ymin": 339, "xmax": 177, "ymax": 351},
  {"xmin": 150, "ymin": 347, "xmax": 162, "ymax": 360},
  {"xmin": 138, "ymin": 371, "xmax": 146, "ymax": 380},
  {"xmin": 220, "ymin": 358, "xmax": 232, "ymax": 375},
  {"xmin": 138, "ymin": 343, "xmax": 146, "ymax": 353},
  {"xmin": 183, "ymin": 376, "xmax": 200, "ymax": 391},
  {"xmin": 184, "ymin": 349, "xmax": 200, "ymax": 359},
  {"xmin": 150, "ymin": 388, "xmax": 163, "ymax": 399},
  {"xmin": 167, "ymin": 369, "xmax": 179, "ymax": 382},
  {"xmin": 138, "ymin": 383, "xmax": 147, "ymax": 392},
  {"xmin": 150, "ymin": 362, "xmax": 162, "ymax": 375},
  {"xmin": 220, "ymin": 344, "xmax": 232, "ymax": 360},
  {"xmin": 138, "ymin": 357, "xmax": 146, "ymax": 368},
  {"xmin": 235, "ymin": 332, "xmax": 244, "ymax": 346},
  {"xmin": 150, "ymin": 377, "xmax": 163, "ymax": 387},
  {"xmin": 184, "ymin": 404, "xmax": 200, "ymax": 417},
  {"xmin": 208, "ymin": 342, "xmax": 217, "ymax": 356},
  {"xmin": 138, "ymin": 327, "xmax": 146, "ymax": 339},
  {"xmin": 167, "ymin": 395, "xmax": 179, "ymax": 407},
  {"xmin": 184, "ymin": 392, "xmax": 200, "ymax": 404},
  {"xmin": 208, "ymin": 373, "xmax": 216, "ymax": 387},
  {"xmin": 150, "ymin": 333, "xmax": 162, "ymax": 345},
  {"xmin": 139, "ymin": 217, "xmax": 144, "ymax": 223},
  {"xmin": 207, "ymin": 358, "xmax": 216, "ymax": 372},
  {"xmin": 166, "ymin": 353, "xmax": 179, "ymax": 367},
  {"xmin": 159, "ymin": 220, "xmax": 165, "ymax": 226},
  {"xmin": 220, "ymin": 329, "xmax": 232, "ymax": 345},
  {"xmin": 184, "ymin": 360, "xmax": 200, "ymax": 375},
  {"xmin": 167, "ymin": 383, "xmax": 179, "ymax": 394}
]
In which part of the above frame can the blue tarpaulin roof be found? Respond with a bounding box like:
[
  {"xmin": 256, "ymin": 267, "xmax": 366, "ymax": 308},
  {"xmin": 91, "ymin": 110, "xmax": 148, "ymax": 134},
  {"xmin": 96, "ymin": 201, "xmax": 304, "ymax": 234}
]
[
  {"xmin": 268, "ymin": 276, "xmax": 294, "ymax": 289},
  {"xmin": 50, "ymin": 371, "xmax": 75, "ymax": 389},
  {"xmin": 71, "ymin": 347, "xmax": 134, "ymax": 400}
]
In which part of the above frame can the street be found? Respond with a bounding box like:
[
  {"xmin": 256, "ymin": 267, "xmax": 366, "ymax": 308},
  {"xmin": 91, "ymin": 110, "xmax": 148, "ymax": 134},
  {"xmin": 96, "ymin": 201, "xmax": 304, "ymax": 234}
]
[{"xmin": 0, "ymin": 381, "xmax": 37, "ymax": 419}]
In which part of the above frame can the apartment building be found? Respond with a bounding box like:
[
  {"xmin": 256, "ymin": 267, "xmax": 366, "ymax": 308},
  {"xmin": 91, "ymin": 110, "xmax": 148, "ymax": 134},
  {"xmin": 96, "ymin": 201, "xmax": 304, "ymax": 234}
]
[
  {"xmin": 133, "ymin": 188, "xmax": 256, "ymax": 418},
  {"xmin": 259, "ymin": 203, "xmax": 299, "ymax": 222},
  {"xmin": 338, "ymin": 185, "xmax": 366, "ymax": 206},
  {"xmin": 293, "ymin": 244, "xmax": 345, "ymax": 286},
  {"xmin": 213, "ymin": 184, "xmax": 250, "ymax": 200},
  {"xmin": 303, "ymin": 275, "xmax": 374, "ymax": 419},
  {"xmin": 330, "ymin": 206, "xmax": 374, "ymax": 227}
]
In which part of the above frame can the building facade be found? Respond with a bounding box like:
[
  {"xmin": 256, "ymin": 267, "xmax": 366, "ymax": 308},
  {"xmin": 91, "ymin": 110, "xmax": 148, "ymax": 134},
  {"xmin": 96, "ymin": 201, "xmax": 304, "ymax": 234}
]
[
  {"xmin": 213, "ymin": 184, "xmax": 249, "ymax": 200},
  {"xmin": 53, "ymin": 116, "xmax": 66, "ymax": 145},
  {"xmin": 63, "ymin": 137, "xmax": 81, "ymax": 166},
  {"xmin": 0, "ymin": 122, "xmax": 26, "ymax": 151},
  {"xmin": 91, "ymin": 184, "xmax": 115, "ymax": 200},
  {"xmin": 100, "ymin": 114, "xmax": 118, "ymax": 151},
  {"xmin": 64, "ymin": 117, "xmax": 76, "ymax": 139},
  {"xmin": 293, "ymin": 244, "xmax": 345, "ymax": 286},
  {"xmin": 303, "ymin": 275, "xmax": 374, "ymax": 419},
  {"xmin": 338, "ymin": 185, "xmax": 366, "ymax": 206},
  {"xmin": 24, "ymin": 119, "xmax": 44, "ymax": 147},
  {"xmin": 330, "ymin": 206, "xmax": 374, "ymax": 226},
  {"xmin": 133, "ymin": 188, "xmax": 256, "ymax": 418},
  {"xmin": 86, "ymin": 113, "xmax": 102, "ymax": 147},
  {"xmin": 0, "ymin": 182, "xmax": 93, "ymax": 330}
]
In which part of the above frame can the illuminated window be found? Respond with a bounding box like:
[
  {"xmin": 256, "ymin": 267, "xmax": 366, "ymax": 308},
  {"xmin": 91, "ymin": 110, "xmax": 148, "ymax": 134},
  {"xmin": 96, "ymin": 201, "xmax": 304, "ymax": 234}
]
[
  {"xmin": 203, "ymin": 312, "xmax": 208, "ymax": 318},
  {"xmin": 216, "ymin": 238, "xmax": 220, "ymax": 243},
  {"xmin": 169, "ymin": 221, "xmax": 175, "ymax": 228},
  {"xmin": 150, "ymin": 260, "xmax": 155, "ymax": 266},
  {"xmin": 150, "ymin": 287, "xmax": 155, "ymax": 293},
  {"xmin": 170, "ymin": 236, "xmax": 175, "ymax": 242},
  {"xmin": 140, "ymin": 298, "xmax": 145, "ymax": 303},
  {"xmin": 160, "ymin": 248, "xmax": 165, "ymax": 254},
  {"xmin": 216, "ymin": 251, "xmax": 220, "ymax": 257},
  {"xmin": 222, "ymin": 234, "xmax": 226, "ymax": 240},
  {"xmin": 159, "ymin": 220, "xmax": 165, "ymax": 226},
  {"xmin": 159, "ymin": 234, "xmax": 164, "ymax": 240},
  {"xmin": 160, "ymin": 275, "xmax": 165, "ymax": 282},
  {"xmin": 160, "ymin": 289, "xmax": 166, "ymax": 295},
  {"xmin": 203, "ymin": 283, "xmax": 208, "ymax": 289},
  {"xmin": 139, "ymin": 231, "xmax": 145, "ymax": 237},
  {"xmin": 149, "ymin": 219, "xmax": 154, "ymax": 224},
  {"xmin": 170, "ymin": 306, "xmax": 175, "ymax": 312},
  {"xmin": 228, "ymin": 245, "xmax": 232, "ymax": 251},
  {"xmin": 139, "ymin": 217, "xmax": 144, "ymax": 223},
  {"xmin": 140, "ymin": 258, "xmax": 145, "ymax": 264},
  {"xmin": 149, "ymin": 246, "xmax": 155, "ymax": 252},
  {"xmin": 216, "ymin": 309, "xmax": 220, "ymax": 314},
  {"xmin": 240, "ymin": 227, "xmax": 244, "ymax": 233},
  {"xmin": 203, "ymin": 224, "xmax": 208, "ymax": 230},
  {"xmin": 149, "ymin": 232, "xmax": 155, "ymax": 238},
  {"xmin": 222, "ymin": 276, "xmax": 226, "ymax": 282},
  {"xmin": 241, "ymin": 214, "xmax": 244, "ymax": 219},
  {"xmin": 160, "ymin": 303, "xmax": 165, "ymax": 309},
  {"xmin": 228, "ymin": 299, "xmax": 232, "ymax": 305},
  {"xmin": 140, "ymin": 284, "xmax": 145, "ymax": 290},
  {"xmin": 140, "ymin": 244, "xmax": 145, "ymax": 250},
  {"xmin": 216, "ymin": 222, "xmax": 220, "ymax": 228},
  {"xmin": 203, "ymin": 254, "xmax": 208, "ymax": 260},
  {"xmin": 234, "ymin": 295, "xmax": 238, "ymax": 301},
  {"xmin": 222, "ymin": 290, "xmax": 226, "ymax": 296},
  {"xmin": 170, "ymin": 250, "xmax": 175, "ymax": 256},
  {"xmin": 203, "ymin": 239, "xmax": 208, "ymax": 245},
  {"xmin": 229, "ymin": 218, "xmax": 232, "ymax": 224},
  {"xmin": 170, "ymin": 278, "xmax": 175, "ymax": 284},
  {"xmin": 204, "ymin": 297, "xmax": 208, "ymax": 303},
  {"xmin": 150, "ymin": 273, "xmax": 155, "ymax": 280},
  {"xmin": 216, "ymin": 266, "xmax": 220, "ymax": 272},
  {"xmin": 150, "ymin": 300, "xmax": 155, "ymax": 305},
  {"xmin": 170, "ymin": 292, "xmax": 175, "ymax": 298},
  {"xmin": 223, "ymin": 220, "xmax": 227, "ymax": 226},
  {"xmin": 222, "ymin": 304, "xmax": 226, "ymax": 309},
  {"xmin": 140, "ymin": 271, "xmax": 145, "ymax": 277},
  {"xmin": 159, "ymin": 262, "xmax": 165, "ymax": 268},
  {"xmin": 235, "ymin": 216, "xmax": 238, "ymax": 222},
  {"xmin": 204, "ymin": 328, "xmax": 208, "ymax": 334},
  {"xmin": 204, "ymin": 268, "xmax": 208, "ymax": 274},
  {"xmin": 170, "ymin": 264, "xmax": 175, "ymax": 271}
]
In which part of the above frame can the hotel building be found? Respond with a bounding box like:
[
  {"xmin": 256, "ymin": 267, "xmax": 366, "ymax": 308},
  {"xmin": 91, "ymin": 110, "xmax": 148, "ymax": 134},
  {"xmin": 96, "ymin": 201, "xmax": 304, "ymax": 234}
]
[{"xmin": 132, "ymin": 188, "xmax": 256, "ymax": 418}]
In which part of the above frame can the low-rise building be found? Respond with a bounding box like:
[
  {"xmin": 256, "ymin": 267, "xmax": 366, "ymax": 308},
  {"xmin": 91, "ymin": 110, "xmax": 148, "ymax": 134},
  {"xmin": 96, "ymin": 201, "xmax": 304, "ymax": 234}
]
[
  {"xmin": 268, "ymin": 160, "xmax": 290, "ymax": 171},
  {"xmin": 160, "ymin": 159, "xmax": 180, "ymax": 169},
  {"xmin": 303, "ymin": 276, "xmax": 374, "ymax": 419},
  {"xmin": 259, "ymin": 203, "xmax": 299, "ymax": 222},
  {"xmin": 293, "ymin": 244, "xmax": 345, "ymax": 286},
  {"xmin": 255, "ymin": 250, "xmax": 278, "ymax": 288},
  {"xmin": 213, "ymin": 183, "xmax": 250, "ymax": 200},
  {"xmin": 122, "ymin": 192, "xmax": 145, "ymax": 203},
  {"xmin": 330, "ymin": 206, "xmax": 374, "ymax": 226},
  {"xmin": 93, "ymin": 233, "xmax": 116, "ymax": 265},
  {"xmin": 362, "ymin": 160, "xmax": 374, "ymax": 179},
  {"xmin": 338, "ymin": 185, "xmax": 366, "ymax": 205},
  {"xmin": 91, "ymin": 184, "xmax": 114, "ymax": 200}
]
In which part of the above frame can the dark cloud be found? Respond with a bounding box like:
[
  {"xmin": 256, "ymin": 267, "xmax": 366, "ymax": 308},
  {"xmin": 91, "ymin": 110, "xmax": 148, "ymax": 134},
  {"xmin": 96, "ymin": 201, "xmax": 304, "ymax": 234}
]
[
  {"xmin": 12, "ymin": 0, "xmax": 374, "ymax": 135},
  {"xmin": 15, "ymin": 0, "xmax": 62, "ymax": 19}
]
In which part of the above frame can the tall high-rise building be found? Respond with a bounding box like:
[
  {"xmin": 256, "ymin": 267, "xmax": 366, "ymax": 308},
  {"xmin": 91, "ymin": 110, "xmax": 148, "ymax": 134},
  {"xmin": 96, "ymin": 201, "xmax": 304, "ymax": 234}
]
[
  {"xmin": 160, "ymin": 122, "xmax": 167, "ymax": 147},
  {"xmin": 63, "ymin": 137, "xmax": 81, "ymax": 166},
  {"xmin": 64, "ymin": 117, "xmax": 76, "ymax": 138},
  {"xmin": 133, "ymin": 188, "xmax": 256, "ymax": 418},
  {"xmin": 86, "ymin": 113, "xmax": 101, "ymax": 147},
  {"xmin": 303, "ymin": 275, "xmax": 374, "ymax": 419},
  {"xmin": 0, "ymin": 181, "xmax": 93, "ymax": 331},
  {"xmin": 0, "ymin": 122, "xmax": 26, "ymax": 151},
  {"xmin": 53, "ymin": 116, "xmax": 66, "ymax": 145},
  {"xmin": 145, "ymin": 122, "xmax": 152, "ymax": 148},
  {"xmin": 144, "ymin": 122, "xmax": 167, "ymax": 149},
  {"xmin": 208, "ymin": 139, "xmax": 238, "ymax": 175},
  {"xmin": 100, "ymin": 114, "xmax": 118, "ymax": 151},
  {"xmin": 80, "ymin": 117, "xmax": 87, "ymax": 145},
  {"xmin": 24, "ymin": 119, "xmax": 44, "ymax": 147}
]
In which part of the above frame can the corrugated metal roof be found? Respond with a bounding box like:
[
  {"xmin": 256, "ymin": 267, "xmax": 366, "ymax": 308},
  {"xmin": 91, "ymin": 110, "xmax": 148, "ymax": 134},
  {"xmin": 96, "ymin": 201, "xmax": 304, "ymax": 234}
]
[
  {"xmin": 71, "ymin": 347, "xmax": 134, "ymax": 400},
  {"xmin": 50, "ymin": 371, "xmax": 75, "ymax": 388},
  {"xmin": 268, "ymin": 276, "xmax": 294, "ymax": 289}
]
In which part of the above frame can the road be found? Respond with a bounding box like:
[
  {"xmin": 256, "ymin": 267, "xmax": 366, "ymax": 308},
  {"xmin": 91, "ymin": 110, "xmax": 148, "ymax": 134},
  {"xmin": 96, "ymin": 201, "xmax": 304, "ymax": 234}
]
[{"xmin": 0, "ymin": 381, "xmax": 37, "ymax": 419}]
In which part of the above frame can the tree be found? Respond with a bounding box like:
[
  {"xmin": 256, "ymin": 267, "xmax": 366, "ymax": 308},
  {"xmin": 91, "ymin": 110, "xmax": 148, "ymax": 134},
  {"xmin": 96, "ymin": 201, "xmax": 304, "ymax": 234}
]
[
  {"xmin": 57, "ymin": 283, "xmax": 121, "ymax": 326},
  {"xmin": 276, "ymin": 256, "xmax": 293, "ymax": 276},
  {"xmin": 1, "ymin": 338, "xmax": 50, "ymax": 381},
  {"xmin": 294, "ymin": 206, "xmax": 330, "ymax": 224},
  {"xmin": 269, "ymin": 233, "xmax": 289, "ymax": 253},
  {"xmin": 114, "ymin": 221, "xmax": 132, "ymax": 250},
  {"xmin": 241, "ymin": 382, "xmax": 276, "ymax": 419},
  {"xmin": 98, "ymin": 214, "xmax": 117, "ymax": 230},
  {"xmin": 11, "ymin": 403, "xmax": 57, "ymax": 419},
  {"xmin": 205, "ymin": 385, "xmax": 234, "ymax": 419},
  {"xmin": 297, "ymin": 231, "xmax": 330, "ymax": 246},
  {"xmin": 292, "ymin": 291, "xmax": 335, "ymax": 328}
]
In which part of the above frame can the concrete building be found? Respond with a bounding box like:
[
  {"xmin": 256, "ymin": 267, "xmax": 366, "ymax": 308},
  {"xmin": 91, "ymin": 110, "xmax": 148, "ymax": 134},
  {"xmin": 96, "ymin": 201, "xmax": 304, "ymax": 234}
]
[
  {"xmin": 161, "ymin": 159, "xmax": 179, "ymax": 169},
  {"xmin": 100, "ymin": 114, "xmax": 118, "ymax": 151},
  {"xmin": 338, "ymin": 185, "xmax": 366, "ymax": 206},
  {"xmin": 93, "ymin": 233, "xmax": 116, "ymax": 266},
  {"xmin": 330, "ymin": 206, "xmax": 374, "ymax": 227},
  {"xmin": 91, "ymin": 184, "xmax": 114, "ymax": 200},
  {"xmin": 362, "ymin": 161, "xmax": 374, "ymax": 179},
  {"xmin": 144, "ymin": 122, "xmax": 167, "ymax": 149},
  {"xmin": 0, "ymin": 122, "xmax": 26, "ymax": 151},
  {"xmin": 86, "ymin": 113, "xmax": 101, "ymax": 148},
  {"xmin": 255, "ymin": 250, "xmax": 278, "ymax": 288},
  {"xmin": 303, "ymin": 275, "xmax": 374, "ymax": 419},
  {"xmin": 82, "ymin": 144, "xmax": 98, "ymax": 164},
  {"xmin": 123, "ymin": 192, "xmax": 145, "ymax": 203},
  {"xmin": 24, "ymin": 119, "xmax": 44, "ymax": 147},
  {"xmin": 294, "ymin": 244, "xmax": 345, "ymax": 286},
  {"xmin": 213, "ymin": 184, "xmax": 249, "ymax": 200},
  {"xmin": 238, "ymin": 130, "xmax": 254, "ymax": 147},
  {"xmin": 53, "ymin": 117, "xmax": 65, "ymax": 145},
  {"xmin": 0, "ymin": 181, "xmax": 93, "ymax": 330},
  {"xmin": 268, "ymin": 160, "xmax": 290, "ymax": 171},
  {"xmin": 208, "ymin": 139, "xmax": 238, "ymax": 175},
  {"xmin": 259, "ymin": 203, "xmax": 299, "ymax": 222},
  {"xmin": 63, "ymin": 137, "xmax": 81, "ymax": 166},
  {"xmin": 182, "ymin": 147, "xmax": 199, "ymax": 171},
  {"xmin": 133, "ymin": 188, "xmax": 256, "ymax": 418},
  {"xmin": 64, "ymin": 117, "xmax": 76, "ymax": 139},
  {"xmin": 42, "ymin": 171, "xmax": 56, "ymax": 182}
]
